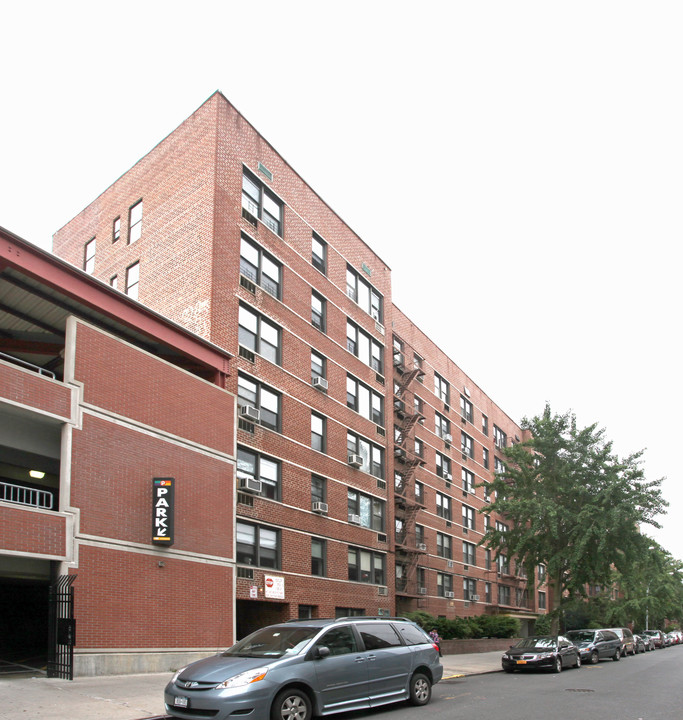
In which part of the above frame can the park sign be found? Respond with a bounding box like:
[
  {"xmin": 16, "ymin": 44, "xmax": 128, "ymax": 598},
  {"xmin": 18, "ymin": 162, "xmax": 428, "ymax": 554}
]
[{"xmin": 152, "ymin": 477, "xmax": 175, "ymax": 546}]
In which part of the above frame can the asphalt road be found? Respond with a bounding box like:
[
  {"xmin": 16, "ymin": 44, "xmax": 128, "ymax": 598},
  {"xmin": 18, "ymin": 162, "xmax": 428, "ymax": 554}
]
[{"xmin": 427, "ymin": 645, "xmax": 683, "ymax": 720}]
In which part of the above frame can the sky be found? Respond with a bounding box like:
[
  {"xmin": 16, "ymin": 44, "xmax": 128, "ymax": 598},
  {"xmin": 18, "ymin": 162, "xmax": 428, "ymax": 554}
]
[{"xmin": 2, "ymin": 2, "xmax": 681, "ymax": 561}]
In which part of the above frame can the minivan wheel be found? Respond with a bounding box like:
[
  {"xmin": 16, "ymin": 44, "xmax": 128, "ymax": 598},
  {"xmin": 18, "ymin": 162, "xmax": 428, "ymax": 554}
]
[
  {"xmin": 613, "ymin": 648, "xmax": 621, "ymax": 661},
  {"xmin": 408, "ymin": 672, "xmax": 432, "ymax": 706},
  {"xmin": 553, "ymin": 656, "xmax": 562, "ymax": 673},
  {"xmin": 590, "ymin": 651, "xmax": 599, "ymax": 665},
  {"xmin": 271, "ymin": 688, "xmax": 312, "ymax": 720}
]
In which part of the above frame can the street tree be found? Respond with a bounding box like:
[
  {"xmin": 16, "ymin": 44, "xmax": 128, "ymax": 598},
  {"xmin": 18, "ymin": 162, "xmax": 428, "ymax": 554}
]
[{"xmin": 480, "ymin": 404, "xmax": 668, "ymax": 634}]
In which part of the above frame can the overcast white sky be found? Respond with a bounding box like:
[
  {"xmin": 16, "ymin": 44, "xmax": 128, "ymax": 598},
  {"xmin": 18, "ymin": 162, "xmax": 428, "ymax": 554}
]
[{"xmin": 2, "ymin": 2, "xmax": 681, "ymax": 562}]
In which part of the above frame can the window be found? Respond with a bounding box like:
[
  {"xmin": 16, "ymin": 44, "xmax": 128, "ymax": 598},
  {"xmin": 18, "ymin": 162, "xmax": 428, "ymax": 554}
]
[
  {"xmin": 464, "ymin": 578, "xmax": 477, "ymax": 601},
  {"xmin": 495, "ymin": 520, "xmax": 509, "ymax": 534},
  {"xmin": 311, "ymin": 413, "xmax": 326, "ymax": 452},
  {"xmin": 434, "ymin": 373, "xmax": 450, "ymax": 405},
  {"xmin": 110, "ymin": 275, "xmax": 118, "ymax": 290},
  {"xmin": 236, "ymin": 521, "xmax": 280, "ymax": 568},
  {"xmin": 460, "ymin": 395, "xmax": 473, "ymax": 423},
  {"xmin": 463, "ymin": 541, "xmax": 476, "ymax": 566},
  {"xmin": 112, "ymin": 216, "xmax": 121, "ymax": 243},
  {"xmin": 494, "ymin": 456, "xmax": 505, "ymax": 475},
  {"xmin": 461, "ymin": 431, "xmax": 474, "ymax": 459},
  {"xmin": 311, "ymin": 538, "xmax": 326, "ymax": 576},
  {"xmin": 347, "ymin": 488, "xmax": 384, "ymax": 531},
  {"xmin": 482, "ymin": 414, "xmax": 489, "ymax": 436},
  {"xmin": 414, "ymin": 395, "xmax": 424, "ymax": 419},
  {"xmin": 435, "ymin": 412, "xmax": 450, "ymax": 440},
  {"xmin": 347, "ymin": 431, "xmax": 384, "ymax": 479},
  {"xmin": 414, "ymin": 438, "xmax": 424, "ymax": 458},
  {"xmin": 346, "ymin": 265, "xmax": 383, "ymax": 322},
  {"xmin": 538, "ymin": 564, "xmax": 547, "ymax": 584},
  {"xmin": 239, "ymin": 235, "xmax": 281, "ymax": 298},
  {"xmin": 242, "ymin": 169, "xmax": 283, "ymax": 235},
  {"xmin": 415, "ymin": 524, "xmax": 425, "ymax": 546},
  {"xmin": 238, "ymin": 304, "xmax": 281, "ymax": 364},
  {"xmin": 312, "ymin": 233, "xmax": 327, "ymax": 273},
  {"xmin": 538, "ymin": 591, "xmax": 547, "ymax": 610},
  {"xmin": 348, "ymin": 547, "xmax": 385, "ymax": 585},
  {"xmin": 347, "ymin": 375, "xmax": 383, "ymax": 425},
  {"xmin": 128, "ymin": 200, "xmax": 143, "ymax": 243},
  {"xmin": 238, "ymin": 374, "xmax": 281, "ymax": 431},
  {"xmin": 436, "ymin": 492, "xmax": 451, "ymax": 521},
  {"xmin": 414, "ymin": 480, "xmax": 424, "ymax": 504},
  {"xmin": 436, "ymin": 452, "xmax": 452, "ymax": 480},
  {"xmin": 498, "ymin": 585, "xmax": 511, "ymax": 606},
  {"xmin": 311, "ymin": 475, "xmax": 326, "ymax": 505},
  {"xmin": 497, "ymin": 554, "xmax": 509, "ymax": 574},
  {"xmin": 346, "ymin": 320, "xmax": 383, "ymax": 373},
  {"xmin": 311, "ymin": 350, "xmax": 326, "ymax": 382},
  {"xmin": 486, "ymin": 549, "xmax": 492, "ymax": 570},
  {"xmin": 436, "ymin": 532, "xmax": 452, "ymax": 559},
  {"xmin": 482, "ymin": 447, "xmax": 489, "ymax": 470},
  {"xmin": 462, "ymin": 504, "xmax": 475, "ymax": 530},
  {"xmin": 437, "ymin": 572, "xmax": 453, "ymax": 597},
  {"xmin": 462, "ymin": 467, "xmax": 475, "ymax": 494},
  {"xmin": 84, "ymin": 238, "xmax": 96, "ymax": 274},
  {"xmin": 493, "ymin": 425, "xmax": 507, "ymax": 450},
  {"xmin": 237, "ymin": 447, "xmax": 280, "ymax": 500},
  {"xmin": 311, "ymin": 291, "xmax": 326, "ymax": 332},
  {"xmin": 125, "ymin": 261, "xmax": 139, "ymax": 300}
]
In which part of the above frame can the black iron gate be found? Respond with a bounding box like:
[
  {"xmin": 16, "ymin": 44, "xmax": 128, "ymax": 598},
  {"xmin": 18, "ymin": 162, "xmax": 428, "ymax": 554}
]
[{"xmin": 47, "ymin": 574, "xmax": 76, "ymax": 679}]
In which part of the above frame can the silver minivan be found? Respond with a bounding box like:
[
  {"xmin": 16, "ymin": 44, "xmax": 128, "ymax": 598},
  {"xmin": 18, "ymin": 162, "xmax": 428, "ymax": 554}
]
[{"xmin": 164, "ymin": 617, "xmax": 443, "ymax": 720}]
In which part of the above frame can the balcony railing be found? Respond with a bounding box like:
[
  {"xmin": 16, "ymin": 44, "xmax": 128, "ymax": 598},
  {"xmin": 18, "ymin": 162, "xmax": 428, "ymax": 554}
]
[
  {"xmin": 1, "ymin": 351, "xmax": 55, "ymax": 379},
  {"xmin": 1, "ymin": 481, "xmax": 54, "ymax": 509}
]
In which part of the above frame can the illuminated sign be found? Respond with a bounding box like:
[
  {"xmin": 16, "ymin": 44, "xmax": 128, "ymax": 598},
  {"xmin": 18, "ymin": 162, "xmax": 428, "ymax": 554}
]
[{"xmin": 152, "ymin": 477, "xmax": 174, "ymax": 546}]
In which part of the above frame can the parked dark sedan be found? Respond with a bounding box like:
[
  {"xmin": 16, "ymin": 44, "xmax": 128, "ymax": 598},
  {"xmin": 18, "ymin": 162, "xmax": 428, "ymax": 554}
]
[
  {"xmin": 502, "ymin": 636, "xmax": 581, "ymax": 673},
  {"xmin": 565, "ymin": 629, "xmax": 622, "ymax": 663}
]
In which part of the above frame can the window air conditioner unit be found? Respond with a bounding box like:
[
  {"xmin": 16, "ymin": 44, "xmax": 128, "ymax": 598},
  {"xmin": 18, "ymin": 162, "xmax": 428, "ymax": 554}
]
[
  {"xmin": 444, "ymin": 472, "xmax": 452, "ymax": 481},
  {"xmin": 240, "ymin": 405, "xmax": 260, "ymax": 422},
  {"xmin": 348, "ymin": 514, "xmax": 362, "ymax": 525},
  {"xmin": 312, "ymin": 376, "xmax": 328, "ymax": 390},
  {"xmin": 472, "ymin": 594, "xmax": 480, "ymax": 602},
  {"xmin": 378, "ymin": 586, "xmax": 388, "ymax": 596},
  {"xmin": 348, "ymin": 454, "xmax": 363, "ymax": 468},
  {"xmin": 417, "ymin": 543, "xmax": 427, "ymax": 552},
  {"xmin": 418, "ymin": 587, "xmax": 427, "ymax": 595},
  {"xmin": 444, "ymin": 433, "xmax": 453, "ymax": 444},
  {"xmin": 394, "ymin": 447, "xmax": 406, "ymax": 459},
  {"xmin": 444, "ymin": 591, "xmax": 455, "ymax": 599},
  {"xmin": 393, "ymin": 352, "xmax": 405, "ymax": 368},
  {"xmin": 238, "ymin": 476, "xmax": 262, "ymax": 494},
  {"xmin": 312, "ymin": 501, "xmax": 328, "ymax": 514},
  {"xmin": 447, "ymin": 560, "xmax": 454, "ymax": 568}
]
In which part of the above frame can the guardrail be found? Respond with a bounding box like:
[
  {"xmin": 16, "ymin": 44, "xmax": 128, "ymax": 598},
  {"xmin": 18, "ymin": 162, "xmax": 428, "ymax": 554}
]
[{"xmin": 1, "ymin": 480, "xmax": 54, "ymax": 509}]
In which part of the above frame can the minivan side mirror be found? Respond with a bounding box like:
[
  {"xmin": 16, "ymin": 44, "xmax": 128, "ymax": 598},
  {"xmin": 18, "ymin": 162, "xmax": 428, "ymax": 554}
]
[{"xmin": 315, "ymin": 646, "xmax": 331, "ymax": 659}]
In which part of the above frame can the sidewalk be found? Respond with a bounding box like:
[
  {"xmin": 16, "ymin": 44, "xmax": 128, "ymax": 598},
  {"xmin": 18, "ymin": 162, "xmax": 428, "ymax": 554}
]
[{"xmin": 0, "ymin": 651, "xmax": 502, "ymax": 720}]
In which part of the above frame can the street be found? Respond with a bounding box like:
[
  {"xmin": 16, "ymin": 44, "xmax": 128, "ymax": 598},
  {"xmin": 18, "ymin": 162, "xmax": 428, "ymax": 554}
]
[{"xmin": 371, "ymin": 646, "xmax": 683, "ymax": 720}]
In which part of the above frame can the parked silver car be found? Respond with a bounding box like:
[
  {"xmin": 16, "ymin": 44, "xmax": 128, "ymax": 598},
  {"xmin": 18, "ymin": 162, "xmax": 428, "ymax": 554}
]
[
  {"xmin": 565, "ymin": 629, "xmax": 622, "ymax": 663},
  {"xmin": 164, "ymin": 617, "xmax": 443, "ymax": 720}
]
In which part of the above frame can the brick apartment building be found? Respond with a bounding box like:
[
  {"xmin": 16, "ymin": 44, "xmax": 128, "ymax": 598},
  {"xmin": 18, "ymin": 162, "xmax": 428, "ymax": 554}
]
[{"xmin": 4, "ymin": 91, "xmax": 546, "ymax": 675}]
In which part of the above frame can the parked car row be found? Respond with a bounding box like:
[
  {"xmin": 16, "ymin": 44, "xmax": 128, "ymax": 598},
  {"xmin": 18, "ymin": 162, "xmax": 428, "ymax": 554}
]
[{"xmin": 501, "ymin": 626, "xmax": 681, "ymax": 674}]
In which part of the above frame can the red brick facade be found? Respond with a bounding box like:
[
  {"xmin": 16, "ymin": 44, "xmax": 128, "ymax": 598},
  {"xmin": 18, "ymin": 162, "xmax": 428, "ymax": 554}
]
[{"xmin": 2, "ymin": 92, "xmax": 546, "ymax": 675}]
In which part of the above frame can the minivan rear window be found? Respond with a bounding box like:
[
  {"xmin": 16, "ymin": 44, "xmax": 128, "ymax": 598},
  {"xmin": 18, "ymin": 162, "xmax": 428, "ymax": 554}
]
[{"xmin": 395, "ymin": 623, "xmax": 431, "ymax": 646}]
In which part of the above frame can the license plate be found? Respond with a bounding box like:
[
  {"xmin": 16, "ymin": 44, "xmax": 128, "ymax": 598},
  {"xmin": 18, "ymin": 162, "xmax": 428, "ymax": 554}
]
[
  {"xmin": 516, "ymin": 660, "xmax": 527, "ymax": 665},
  {"xmin": 174, "ymin": 696, "xmax": 189, "ymax": 708}
]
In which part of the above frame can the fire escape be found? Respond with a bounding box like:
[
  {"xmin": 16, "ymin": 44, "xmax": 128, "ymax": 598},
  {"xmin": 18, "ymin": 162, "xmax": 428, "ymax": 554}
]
[{"xmin": 392, "ymin": 342, "xmax": 427, "ymax": 602}]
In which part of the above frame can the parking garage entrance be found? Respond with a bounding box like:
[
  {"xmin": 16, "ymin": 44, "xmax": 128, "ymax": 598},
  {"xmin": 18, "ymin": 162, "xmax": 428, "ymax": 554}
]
[
  {"xmin": 235, "ymin": 600, "xmax": 289, "ymax": 641},
  {"xmin": 0, "ymin": 557, "xmax": 52, "ymax": 675}
]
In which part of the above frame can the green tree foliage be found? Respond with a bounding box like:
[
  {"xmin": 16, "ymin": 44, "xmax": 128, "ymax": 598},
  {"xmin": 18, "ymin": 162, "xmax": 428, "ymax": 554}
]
[{"xmin": 480, "ymin": 405, "xmax": 668, "ymax": 634}]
